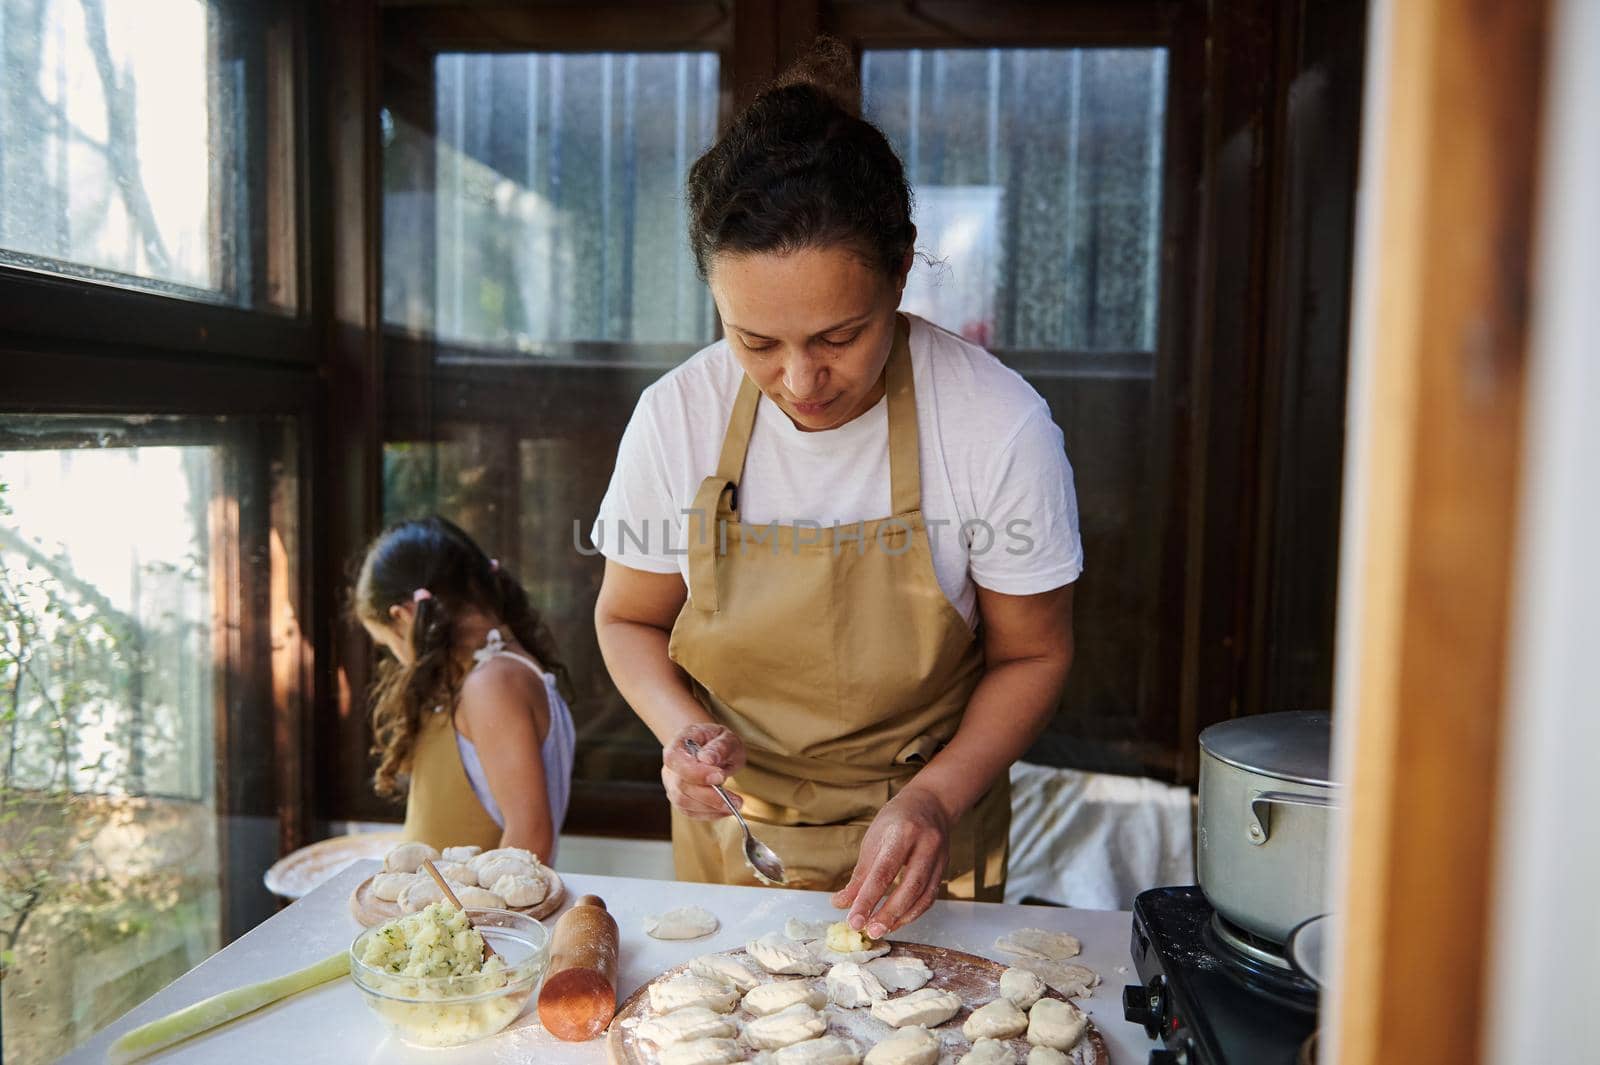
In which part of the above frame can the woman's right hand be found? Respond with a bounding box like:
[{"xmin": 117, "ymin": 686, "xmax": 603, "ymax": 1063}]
[{"xmin": 662, "ymin": 722, "xmax": 747, "ymax": 820}]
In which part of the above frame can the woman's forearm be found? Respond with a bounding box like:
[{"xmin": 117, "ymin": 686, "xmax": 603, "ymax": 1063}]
[
  {"xmin": 595, "ymin": 616, "xmax": 713, "ymax": 745},
  {"xmin": 902, "ymin": 649, "xmax": 1073, "ymax": 822}
]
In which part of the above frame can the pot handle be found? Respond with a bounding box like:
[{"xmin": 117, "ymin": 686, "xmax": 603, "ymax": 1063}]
[{"xmin": 1248, "ymin": 790, "xmax": 1335, "ymax": 845}]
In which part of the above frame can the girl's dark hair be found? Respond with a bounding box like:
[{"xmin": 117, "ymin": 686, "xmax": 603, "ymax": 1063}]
[
  {"xmin": 686, "ymin": 36, "xmax": 914, "ymax": 279},
  {"xmin": 352, "ymin": 516, "xmax": 574, "ymax": 799}
]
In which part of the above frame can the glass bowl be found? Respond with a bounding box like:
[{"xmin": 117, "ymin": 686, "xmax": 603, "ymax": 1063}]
[{"xmin": 349, "ymin": 908, "xmax": 550, "ymax": 1048}]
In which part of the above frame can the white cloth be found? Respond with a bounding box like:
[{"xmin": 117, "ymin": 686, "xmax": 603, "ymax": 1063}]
[
  {"xmin": 591, "ymin": 312, "xmax": 1083, "ymax": 626},
  {"xmin": 1004, "ymin": 761, "xmax": 1195, "ymax": 911},
  {"xmin": 453, "ymin": 629, "xmax": 575, "ymax": 863}
]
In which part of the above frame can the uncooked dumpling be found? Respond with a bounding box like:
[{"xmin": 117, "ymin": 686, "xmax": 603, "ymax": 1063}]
[
  {"xmin": 453, "ymin": 884, "xmax": 504, "ymax": 909},
  {"xmin": 774, "ymin": 1036, "xmax": 862, "ymax": 1065},
  {"xmin": 647, "ymin": 905, "xmax": 720, "ymax": 940},
  {"xmin": 784, "ymin": 917, "xmax": 833, "ymax": 941},
  {"xmin": 862, "ymin": 1026, "xmax": 939, "ymax": 1065},
  {"xmin": 469, "ymin": 846, "xmax": 539, "ymax": 871},
  {"xmin": 1026, "ymin": 1049, "xmax": 1069, "ymax": 1065},
  {"xmin": 1026, "ymin": 998, "xmax": 1087, "ymax": 1051},
  {"xmin": 959, "ymin": 1040, "xmax": 1018, "ymax": 1065},
  {"xmin": 812, "ymin": 926, "xmax": 892, "ymax": 965},
  {"xmin": 825, "ymin": 962, "xmax": 888, "ymax": 1008},
  {"xmin": 491, "ymin": 872, "xmax": 548, "ymax": 908},
  {"xmin": 689, "ymin": 953, "xmax": 761, "ymax": 991},
  {"xmin": 999, "ymin": 967, "xmax": 1047, "ymax": 1010},
  {"xmin": 440, "ymin": 845, "xmax": 481, "ymax": 863},
  {"xmin": 870, "ymin": 987, "xmax": 961, "ymax": 1029},
  {"xmin": 383, "ymin": 841, "xmax": 440, "ymax": 873},
  {"xmin": 475, "ymin": 856, "xmax": 539, "ymax": 889},
  {"xmin": 963, "ymin": 997, "xmax": 1028, "ymax": 1040},
  {"xmin": 1012, "ymin": 958, "xmax": 1100, "ymax": 998},
  {"xmin": 748, "ymin": 932, "xmax": 827, "ymax": 975},
  {"xmin": 743, "ymin": 979, "xmax": 827, "ymax": 1016},
  {"xmin": 370, "ymin": 872, "xmax": 415, "ymax": 902},
  {"xmin": 397, "ymin": 876, "xmax": 467, "ymax": 913},
  {"xmin": 744, "ymin": 1003, "xmax": 827, "ymax": 1050},
  {"xmin": 994, "ymin": 928, "xmax": 1082, "ymax": 962},
  {"xmin": 433, "ymin": 860, "xmax": 477, "ymax": 886},
  {"xmin": 649, "ymin": 973, "xmax": 740, "ymax": 1014},
  {"xmin": 660, "ymin": 1038, "xmax": 744, "ymax": 1065},
  {"xmin": 864, "ymin": 955, "xmax": 932, "ymax": 993},
  {"xmin": 637, "ymin": 1007, "xmax": 738, "ymax": 1046}
]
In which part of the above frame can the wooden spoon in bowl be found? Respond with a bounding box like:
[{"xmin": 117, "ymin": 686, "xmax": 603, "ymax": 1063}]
[{"xmin": 421, "ymin": 858, "xmax": 497, "ymax": 961}]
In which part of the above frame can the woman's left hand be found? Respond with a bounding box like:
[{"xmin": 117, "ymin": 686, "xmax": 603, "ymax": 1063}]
[{"xmin": 831, "ymin": 786, "xmax": 953, "ymax": 939}]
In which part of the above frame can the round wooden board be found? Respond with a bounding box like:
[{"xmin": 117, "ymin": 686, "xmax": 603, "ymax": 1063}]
[
  {"xmin": 264, "ymin": 830, "xmax": 406, "ymax": 900},
  {"xmin": 606, "ymin": 941, "xmax": 1110, "ymax": 1065},
  {"xmin": 347, "ymin": 867, "xmax": 566, "ymax": 927}
]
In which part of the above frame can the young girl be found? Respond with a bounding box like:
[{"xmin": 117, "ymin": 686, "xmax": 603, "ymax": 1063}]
[{"xmin": 354, "ymin": 516, "xmax": 576, "ymax": 860}]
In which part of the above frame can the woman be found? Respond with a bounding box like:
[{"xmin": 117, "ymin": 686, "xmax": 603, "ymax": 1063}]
[{"xmin": 593, "ymin": 40, "xmax": 1080, "ymax": 939}]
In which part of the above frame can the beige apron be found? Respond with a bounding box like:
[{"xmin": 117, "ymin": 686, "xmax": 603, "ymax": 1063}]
[
  {"xmin": 403, "ymin": 710, "xmax": 503, "ymax": 852},
  {"xmin": 667, "ymin": 314, "xmax": 1009, "ymax": 901}
]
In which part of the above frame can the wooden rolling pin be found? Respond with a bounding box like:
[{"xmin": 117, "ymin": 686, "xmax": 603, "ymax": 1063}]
[{"xmin": 537, "ymin": 894, "xmax": 620, "ymax": 1041}]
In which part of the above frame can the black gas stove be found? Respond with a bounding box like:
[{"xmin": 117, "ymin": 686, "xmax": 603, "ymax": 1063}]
[{"xmin": 1123, "ymin": 886, "xmax": 1321, "ymax": 1065}]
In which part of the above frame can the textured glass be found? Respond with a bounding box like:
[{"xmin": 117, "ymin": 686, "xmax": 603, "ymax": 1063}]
[
  {"xmin": 0, "ymin": 416, "xmax": 292, "ymax": 1064},
  {"xmin": 863, "ymin": 48, "xmax": 1168, "ymax": 352},
  {"xmin": 0, "ymin": 0, "xmax": 256, "ymax": 303},
  {"xmin": 385, "ymin": 52, "xmax": 720, "ymax": 349}
]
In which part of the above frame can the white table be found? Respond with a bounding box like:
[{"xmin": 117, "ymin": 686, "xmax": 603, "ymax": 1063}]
[{"xmin": 64, "ymin": 862, "xmax": 1158, "ymax": 1064}]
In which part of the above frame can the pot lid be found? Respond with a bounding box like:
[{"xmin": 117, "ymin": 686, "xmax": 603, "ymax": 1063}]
[{"xmin": 1199, "ymin": 710, "xmax": 1335, "ymax": 786}]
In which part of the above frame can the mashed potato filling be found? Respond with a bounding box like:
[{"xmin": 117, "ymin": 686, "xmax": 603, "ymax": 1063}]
[
  {"xmin": 361, "ymin": 902, "xmax": 502, "ymax": 980},
  {"xmin": 826, "ymin": 921, "xmax": 880, "ymax": 954},
  {"xmin": 354, "ymin": 903, "xmax": 527, "ymax": 1047}
]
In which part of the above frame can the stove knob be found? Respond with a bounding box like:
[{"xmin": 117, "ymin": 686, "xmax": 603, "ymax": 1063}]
[{"xmin": 1123, "ymin": 976, "xmax": 1167, "ymax": 1038}]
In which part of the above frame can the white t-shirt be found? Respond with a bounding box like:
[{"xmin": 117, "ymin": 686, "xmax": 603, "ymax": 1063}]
[{"xmin": 591, "ymin": 313, "xmax": 1083, "ymax": 627}]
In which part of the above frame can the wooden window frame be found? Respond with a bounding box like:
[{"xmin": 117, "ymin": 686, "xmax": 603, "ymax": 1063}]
[
  {"xmin": 358, "ymin": 0, "xmax": 1212, "ymax": 841},
  {"xmin": 339, "ymin": 0, "xmax": 1366, "ymax": 840},
  {"xmin": 0, "ymin": 0, "xmax": 334, "ymax": 938}
]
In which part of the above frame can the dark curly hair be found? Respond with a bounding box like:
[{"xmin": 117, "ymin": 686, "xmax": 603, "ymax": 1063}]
[
  {"xmin": 686, "ymin": 36, "xmax": 915, "ymax": 279},
  {"xmin": 352, "ymin": 516, "xmax": 573, "ymax": 799}
]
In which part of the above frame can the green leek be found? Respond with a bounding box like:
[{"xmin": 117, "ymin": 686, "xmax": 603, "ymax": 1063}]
[{"xmin": 107, "ymin": 949, "xmax": 349, "ymax": 1063}]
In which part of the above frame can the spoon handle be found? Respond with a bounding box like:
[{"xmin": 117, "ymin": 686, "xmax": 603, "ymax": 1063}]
[
  {"xmin": 683, "ymin": 738, "xmax": 748, "ymax": 825},
  {"xmin": 422, "ymin": 858, "xmax": 497, "ymax": 959}
]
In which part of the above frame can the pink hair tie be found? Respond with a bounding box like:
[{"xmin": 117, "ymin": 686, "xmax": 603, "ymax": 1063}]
[
  {"xmin": 489, "ymin": 558, "xmax": 500, "ymax": 573},
  {"xmin": 412, "ymin": 588, "xmax": 432, "ymax": 603}
]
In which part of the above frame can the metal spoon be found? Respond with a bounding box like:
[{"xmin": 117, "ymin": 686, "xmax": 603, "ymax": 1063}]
[{"xmin": 683, "ymin": 737, "xmax": 788, "ymax": 886}]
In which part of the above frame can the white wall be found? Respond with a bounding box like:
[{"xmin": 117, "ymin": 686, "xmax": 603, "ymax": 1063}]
[{"xmin": 1481, "ymin": 0, "xmax": 1600, "ymax": 1060}]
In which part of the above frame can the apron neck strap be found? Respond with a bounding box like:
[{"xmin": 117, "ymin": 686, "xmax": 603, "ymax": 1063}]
[
  {"xmin": 715, "ymin": 371, "xmax": 763, "ymax": 488},
  {"xmin": 717, "ymin": 313, "xmax": 920, "ymax": 513},
  {"xmin": 884, "ymin": 314, "xmax": 921, "ymax": 516}
]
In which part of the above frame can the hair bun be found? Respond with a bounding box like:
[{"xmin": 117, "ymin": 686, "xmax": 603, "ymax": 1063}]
[{"xmin": 770, "ymin": 35, "xmax": 859, "ymax": 116}]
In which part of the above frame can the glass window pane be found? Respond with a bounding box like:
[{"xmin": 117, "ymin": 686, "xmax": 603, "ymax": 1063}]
[
  {"xmin": 863, "ymin": 48, "xmax": 1168, "ymax": 353},
  {"xmin": 383, "ymin": 408, "xmax": 660, "ymax": 795},
  {"xmin": 384, "ymin": 51, "xmax": 721, "ymax": 351},
  {"xmin": 0, "ymin": 0, "xmax": 277, "ymax": 307},
  {"xmin": 0, "ymin": 415, "xmax": 294, "ymax": 1063}
]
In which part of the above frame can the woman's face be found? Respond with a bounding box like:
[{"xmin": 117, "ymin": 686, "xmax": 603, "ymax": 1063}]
[
  {"xmin": 709, "ymin": 243, "xmax": 912, "ymax": 432},
  {"xmin": 362, "ymin": 605, "xmax": 414, "ymax": 665}
]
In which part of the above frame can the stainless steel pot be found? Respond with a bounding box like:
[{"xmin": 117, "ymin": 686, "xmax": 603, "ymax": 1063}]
[{"xmin": 1196, "ymin": 711, "xmax": 1338, "ymax": 944}]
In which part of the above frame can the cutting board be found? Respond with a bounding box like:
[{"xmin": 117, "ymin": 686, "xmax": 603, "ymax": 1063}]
[
  {"xmin": 606, "ymin": 940, "xmax": 1109, "ymax": 1064},
  {"xmin": 348, "ymin": 868, "xmax": 566, "ymax": 926}
]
